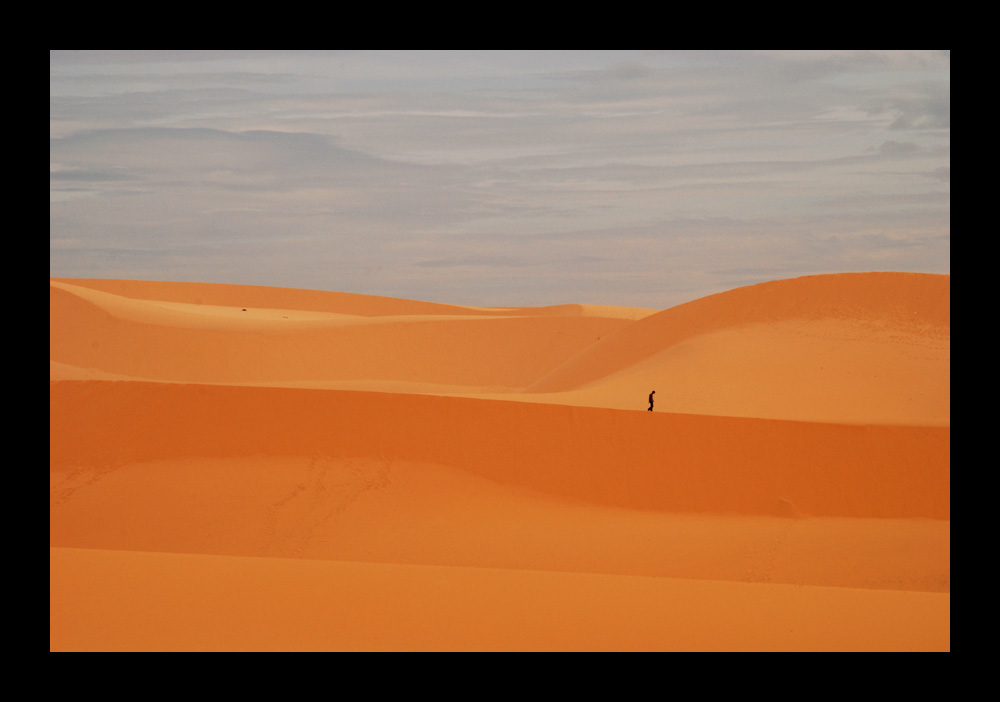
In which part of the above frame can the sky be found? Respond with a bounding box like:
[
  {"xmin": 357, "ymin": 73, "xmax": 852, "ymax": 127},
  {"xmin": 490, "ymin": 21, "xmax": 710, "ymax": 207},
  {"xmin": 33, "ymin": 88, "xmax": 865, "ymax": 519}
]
[{"xmin": 50, "ymin": 50, "xmax": 950, "ymax": 309}]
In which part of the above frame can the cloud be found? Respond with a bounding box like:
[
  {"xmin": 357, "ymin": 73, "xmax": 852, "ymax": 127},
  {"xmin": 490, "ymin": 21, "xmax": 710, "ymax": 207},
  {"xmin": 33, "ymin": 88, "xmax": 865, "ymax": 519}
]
[
  {"xmin": 929, "ymin": 166, "xmax": 950, "ymax": 183},
  {"xmin": 413, "ymin": 254, "xmax": 534, "ymax": 269},
  {"xmin": 879, "ymin": 140, "xmax": 921, "ymax": 155},
  {"xmin": 50, "ymin": 51, "xmax": 950, "ymax": 307},
  {"xmin": 49, "ymin": 165, "xmax": 138, "ymax": 183}
]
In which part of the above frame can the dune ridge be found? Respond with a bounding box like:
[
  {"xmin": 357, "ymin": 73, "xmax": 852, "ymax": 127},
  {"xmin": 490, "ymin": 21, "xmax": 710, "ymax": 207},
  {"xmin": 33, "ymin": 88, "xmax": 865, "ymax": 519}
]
[
  {"xmin": 532, "ymin": 273, "xmax": 949, "ymax": 388},
  {"xmin": 51, "ymin": 277, "xmax": 658, "ymax": 319},
  {"xmin": 50, "ymin": 380, "xmax": 948, "ymax": 519},
  {"xmin": 50, "ymin": 280, "xmax": 639, "ymax": 390},
  {"xmin": 51, "ymin": 274, "xmax": 949, "ymax": 424},
  {"xmin": 49, "ymin": 272, "xmax": 950, "ymax": 650},
  {"xmin": 525, "ymin": 272, "xmax": 950, "ymax": 424}
]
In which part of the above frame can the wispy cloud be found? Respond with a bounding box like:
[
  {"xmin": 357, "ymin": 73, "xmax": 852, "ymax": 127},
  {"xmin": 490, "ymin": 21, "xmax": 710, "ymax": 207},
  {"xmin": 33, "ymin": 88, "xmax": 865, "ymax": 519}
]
[{"xmin": 50, "ymin": 50, "xmax": 949, "ymax": 308}]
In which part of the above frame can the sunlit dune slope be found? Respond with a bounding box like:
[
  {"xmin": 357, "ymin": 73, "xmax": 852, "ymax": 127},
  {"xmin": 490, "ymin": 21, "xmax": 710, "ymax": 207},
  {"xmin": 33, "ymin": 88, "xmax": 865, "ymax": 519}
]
[
  {"xmin": 51, "ymin": 277, "xmax": 657, "ymax": 319},
  {"xmin": 51, "ymin": 277, "xmax": 532, "ymax": 317},
  {"xmin": 50, "ymin": 547, "xmax": 949, "ymax": 652},
  {"xmin": 526, "ymin": 272, "xmax": 950, "ymax": 424},
  {"xmin": 50, "ymin": 280, "xmax": 644, "ymax": 390},
  {"xmin": 50, "ymin": 452, "xmax": 950, "ymax": 593},
  {"xmin": 50, "ymin": 273, "xmax": 949, "ymax": 424}
]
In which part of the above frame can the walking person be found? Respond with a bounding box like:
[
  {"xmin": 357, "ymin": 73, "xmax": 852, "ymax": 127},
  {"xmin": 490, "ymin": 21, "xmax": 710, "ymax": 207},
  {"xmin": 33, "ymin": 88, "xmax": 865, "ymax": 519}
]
[{"xmin": 648, "ymin": 390, "xmax": 655, "ymax": 411}]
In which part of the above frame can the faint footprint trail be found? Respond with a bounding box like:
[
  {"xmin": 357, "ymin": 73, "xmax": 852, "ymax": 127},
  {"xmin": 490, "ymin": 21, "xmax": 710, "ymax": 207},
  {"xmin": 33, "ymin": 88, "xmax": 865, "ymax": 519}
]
[
  {"xmin": 741, "ymin": 501, "xmax": 804, "ymax": 585},
  {"xmin": 50, "ymin": 451, "xmax": 126, "ymax": 507},
  {"xmin": 261, "ymin": 455, "xmax": 391, "ymax": 558}
]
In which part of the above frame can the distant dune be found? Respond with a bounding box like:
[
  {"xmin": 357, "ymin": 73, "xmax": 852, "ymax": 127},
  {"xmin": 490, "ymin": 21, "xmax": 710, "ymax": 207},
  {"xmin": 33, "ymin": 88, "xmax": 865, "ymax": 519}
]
[
  {"xmin": 525, "ymin": 272, "xmax": 949, "ymax": 424},
  {"xmin": 50, "ymin": 273, "xmax": 950, "ymax": 651}
]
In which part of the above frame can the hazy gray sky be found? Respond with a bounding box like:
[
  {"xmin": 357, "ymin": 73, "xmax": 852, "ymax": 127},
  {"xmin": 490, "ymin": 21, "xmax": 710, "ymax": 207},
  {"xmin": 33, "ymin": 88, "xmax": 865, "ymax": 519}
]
[{"xmin": 50, "ymin": 50, "xmax": 950, "ymax": 308}]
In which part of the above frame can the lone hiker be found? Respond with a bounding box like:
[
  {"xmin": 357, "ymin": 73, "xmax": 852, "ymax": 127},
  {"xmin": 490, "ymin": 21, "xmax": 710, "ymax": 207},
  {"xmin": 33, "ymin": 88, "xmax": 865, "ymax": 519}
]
[{"xmin": 648, "ymin": 390, "xmax": 655, "ymax": 412}]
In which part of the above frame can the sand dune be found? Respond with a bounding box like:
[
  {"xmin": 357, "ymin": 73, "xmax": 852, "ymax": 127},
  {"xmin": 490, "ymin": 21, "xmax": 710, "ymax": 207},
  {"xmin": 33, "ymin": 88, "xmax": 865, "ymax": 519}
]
[
  {"xmin": 49, "ymin": 273, "xmax": 950, "ymax": 651},
  {"xmin": 50, "ymin": 274, "xmax": 949, "ymax": 424},
  {"xmin": 50, "ymin": 548, "xmax": 948, "ymax": 652},
  {"xmin": 526, "ymin": 272, "xmax": 950, "ymax": 423},
  {"xmin": 50, "ymin": 279, "xmax": 643, "ymax": 391}
]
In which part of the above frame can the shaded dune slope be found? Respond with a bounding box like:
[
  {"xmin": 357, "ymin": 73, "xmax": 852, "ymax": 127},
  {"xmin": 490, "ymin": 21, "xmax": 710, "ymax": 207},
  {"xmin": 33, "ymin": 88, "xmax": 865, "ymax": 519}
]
[{"xmin": 50, "ymin": 380, "xmax": 949, "ymax": 520}]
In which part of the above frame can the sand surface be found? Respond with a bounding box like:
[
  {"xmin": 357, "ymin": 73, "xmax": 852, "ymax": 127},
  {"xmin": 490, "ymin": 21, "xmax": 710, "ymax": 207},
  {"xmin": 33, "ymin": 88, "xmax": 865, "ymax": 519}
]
[{"xmin": 50, "ymin": 272, "xmax": 950, "ymax": 651}]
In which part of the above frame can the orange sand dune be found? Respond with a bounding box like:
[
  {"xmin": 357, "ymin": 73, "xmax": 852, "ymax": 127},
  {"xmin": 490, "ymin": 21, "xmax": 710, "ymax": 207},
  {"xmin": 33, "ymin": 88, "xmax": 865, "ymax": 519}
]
[
  {"xmin": 50, "ymin": 381, "xmax": 948, "ymax": 519},
  {"xmin": 49, "ymin": 273, "xmax": 950, "ymax": 650},
  {"xmin": 50, "ymin": 279, "xmax": 642, "ymax": 390},
  {"xmin": 51, "ymin": 273, "xmax": 948, "ymax": 424},
  {"xmin": 51, "ymin": 548, "xmax": 948, "ymax": 652},
  {"xmin": 51, "ymin": 277, "xmax": 656, "ymax": 320},
  {"xmin": 527, "ymin": 272, "xmax": 950, "ymax": 424}
]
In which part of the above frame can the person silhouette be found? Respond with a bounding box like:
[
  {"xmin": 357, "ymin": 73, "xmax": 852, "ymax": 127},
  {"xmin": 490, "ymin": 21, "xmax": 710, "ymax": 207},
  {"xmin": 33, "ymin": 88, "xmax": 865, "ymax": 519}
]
[{"xmin": 648, "ymin": 390, "xmax": 655, "ymax": 411}]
